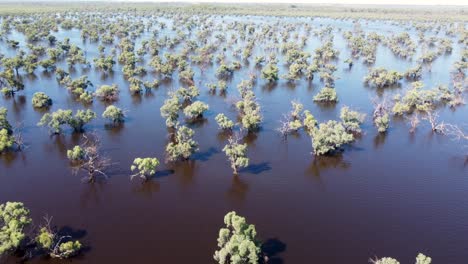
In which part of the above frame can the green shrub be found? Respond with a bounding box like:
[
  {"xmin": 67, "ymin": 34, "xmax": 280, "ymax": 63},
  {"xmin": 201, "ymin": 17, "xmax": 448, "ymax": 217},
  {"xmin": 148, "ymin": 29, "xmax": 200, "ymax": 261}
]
[
  {"xmin": 184, "ymin": 101, "xmax": 209, "ymax": 119},
  {"xmin": 214, "ymin": 211, "xmax": 260, "ymax": 264},
  {"xmin": 310, "ymin": 120, "xmax": 354, "ymax": 155},
  {"xmin": 261, "ymin": 63, "xmax": 279, "ymax": 82},
  {"xmin": 166, "ymin": 125, "xmax": 199, "ymax": 162},
  {"xmin": 215, "ymin": 113, "xmax": 234, "ymax": 130},
  {"xmin": 32, "ymin": 92, "xmax": 52, "ymax": 108},
  {"xmin": 95, "ymin": 84, "xmax": 119, "ymax": 101},
  {"xmin": 313, "ymin": 87, "xmax": 338, "ymax": 102},
  {"xmin": 223, "ymin": 137, "xmax": 249, "ymax": 174},
  {"xmin": 340, "ymin": 106, "xmax": 365, "ymax": 133},
  {"xmin": 130, "ymin": 157, "xmax": 160, "ymax": 180},
  {"xmin": 102, "ymin": 105, "xmax": 125, "ymax": 123},
  {"xmin": 0, "ymin": 202, "xmax": 32, "ymax": 255}
]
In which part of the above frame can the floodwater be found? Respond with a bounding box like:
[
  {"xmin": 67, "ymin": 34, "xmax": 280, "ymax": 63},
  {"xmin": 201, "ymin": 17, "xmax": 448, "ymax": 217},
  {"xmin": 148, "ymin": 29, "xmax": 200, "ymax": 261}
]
[{"xmin": 0, "ymin": 14, "xmax": 467, "ymax": 264}]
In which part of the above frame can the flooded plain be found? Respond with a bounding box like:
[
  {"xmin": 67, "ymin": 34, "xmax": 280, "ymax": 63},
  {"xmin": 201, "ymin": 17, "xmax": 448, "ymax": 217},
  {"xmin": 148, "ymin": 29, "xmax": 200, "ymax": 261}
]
[{"xmin": 0, "ymin": 15, "xmax": 467, "ymax": 263}]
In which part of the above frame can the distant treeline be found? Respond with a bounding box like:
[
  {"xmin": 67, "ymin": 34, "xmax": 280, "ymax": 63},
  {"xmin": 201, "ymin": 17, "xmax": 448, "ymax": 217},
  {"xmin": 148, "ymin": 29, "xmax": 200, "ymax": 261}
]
[{"xmin": 0, "ymin": 2, "xmax": 466, "ymax": 21}]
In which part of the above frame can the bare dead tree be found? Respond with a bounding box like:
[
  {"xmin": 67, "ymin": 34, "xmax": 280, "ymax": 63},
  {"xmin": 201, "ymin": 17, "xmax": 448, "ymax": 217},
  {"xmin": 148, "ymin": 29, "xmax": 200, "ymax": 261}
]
[
  {"xmin": 445, "ymin": 124, "xmax": 468, "ymax": 158},
  {"xmin": 70, "ymin": 134, "xmax": 111, "ymax": 182},
  {"xmin": 276, "ymin": 114, "xmax": 293, "ymax": 140},
  {"xmin": 12, "ymin": 121, "xmax": 25, "ymax": 150},
  {"xmin": 422, "ymin": 110, "xmax": 447, "ymax": 134},
  {"xmin": 406, "ymin": 113, "xmax": 420, "ymax": 133}
]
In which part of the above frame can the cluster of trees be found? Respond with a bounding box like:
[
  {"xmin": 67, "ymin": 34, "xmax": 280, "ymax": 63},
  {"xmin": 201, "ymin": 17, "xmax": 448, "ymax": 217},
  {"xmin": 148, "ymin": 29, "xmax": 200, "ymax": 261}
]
[
  {"xmin": 0, "ymin": 202, "xmax": 82, "ymax": 259},
  {"xmin": 0, "ymin": 108, "xmax": 22, "ymax": 153},
  {"xmin": 372, "ymin": 253, "xmax": 432, "ymax": 264}
]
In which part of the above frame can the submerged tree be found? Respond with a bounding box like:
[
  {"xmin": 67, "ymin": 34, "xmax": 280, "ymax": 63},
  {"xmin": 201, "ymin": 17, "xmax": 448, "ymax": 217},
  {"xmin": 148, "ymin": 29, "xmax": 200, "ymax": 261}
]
[
  {"xmin": 261, "ymin": 63, "xmax": 279, "ymax": 82},
  {"xmin": 36, "ymin": 216, "xmax": 82, "ymax": 259},
  {"xmin": 340, "ymin": 106, "xmax": 365, "ymax": 134},
  {"xmin": 214, "ymin": 211, "xmax": 260, "ymax": 264},
  {"xmin": 364, "ymin": 67, "xmax": 403, "ymax": 88},
  {"xmin": 277, "ymin": 100, "xmax": 304, "ymax": 138},
  {"xmin": 160, "ymin": 93, "xmax": 181, "ymax": 128},
  {"xmin": 373, "ymin": 100, "xmax": 390, "ymax": 133},
  {"xmin": 0, "ymin": 202, "xmax": 32, "ymax": 255},
  {"xmin": 95, "ymin": 84, "xmax": 119, "ymax": 102},
  {"xmin": 166, "ymin": 125, "xmax": 199, "ymax": 162},
  {"xmin": 0, "ymin": 107, "xmax": 22, "ymax": 153},
  {"xmin": 67, "ymin": 134, "xmax": 111, "ymax": 182},
  {"xmin": 313, "ymin": 87, "xmax": 338, "ymax": 103},
  {"xmin": 183, "ymin": 101, "xmax": 209, "ymax": 120},
  {"xmin": 102, "ymin": 105, "xmax": 125, "ymax": 124},
  {"xmin": 215, "ymin": 113, "xmax": 235, "ymax": 130},
  {"xmin": 130, "ymin": 157, "xmax": 160, "ymax": 181},
  {"xmin": 371, "ymin": 253, "xmax": 431, "ymax": 264},
  {"xmin": 310, "ymin": 120, "xmax": 354, "ymax": 156},
  {"xmin": 223, "ymin": 136, "xmax": 249, "ymax": 175},
  {"xmin": 32, "ymin": 92, "xmax": 52, "ymax": 108}
]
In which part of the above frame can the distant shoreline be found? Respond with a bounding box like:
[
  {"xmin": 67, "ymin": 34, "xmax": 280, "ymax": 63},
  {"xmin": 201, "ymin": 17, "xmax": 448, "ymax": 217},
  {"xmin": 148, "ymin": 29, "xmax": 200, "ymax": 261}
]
[{"xmin": 0, "ymin": 1, "xmax": 466, "ymax": 21}]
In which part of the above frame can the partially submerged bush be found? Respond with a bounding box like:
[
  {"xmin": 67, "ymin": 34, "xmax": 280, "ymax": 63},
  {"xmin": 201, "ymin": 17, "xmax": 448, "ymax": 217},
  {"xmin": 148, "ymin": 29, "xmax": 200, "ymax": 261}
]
[
  {"xmin": 261, "ymin": 63, "xmax": 279, "ymax": 82},
  {"xmin": 67, "ymin": 145, "xmax": 85, "ymax": 161},
  {"xmin": 0, "ymin": 128, "xmax": 14, "ymax": 153},
  {"xmin": 371, "ymin": 253, "xmax": 431, "ymax": 264},
  {"xmin": 364, "ymin": 67, "xmax": 403, "ymax": 88},
  {"xmin": 38, "ymin": 109, "xmax": 96, "ymax": 133},
  {"xmin": 177, "ymin": 86, "xmax": 199, "ymax": 102},
  {"xmin": 160, "ymin": 93, "xmax": 181, "ymax": 128},
  {"xmin": 303, "ymin": 110, "xmax": 318, "ymax": 135},
  {"xmin": 183, "ymin": 101, "xmax": 209, "ymax": 120},
  {"xmin": 214, "ymin": 211, "xmax": 260, "ymax": 264},
  {"xmin": 36, "ymin": 226, "xmax": 82, "ymax": 259},
  {"xmin": 340, "ymin": 106, "xmax": 365, "ymax": 133},
  {"xmin": 32, "ymin": 92, "xmax": 52, "ymax": 108},
  {"xmin": 102, "ymin": 105, "xmax": 125, "ymax": 123},
  {"xmin": 166, "ymin": 125, "xmax": 199, "ymax": 162},
  {"xmin": 0, "ymin": 202, "xmax": 31, "ymax": 255},
  {"xmin": 130, "ymin": 157, "xmax": 160, "ymax": 180},
  {"xmin": 236, "ymin": 91, "xmax": 262, "ymax": 132},
  {"xmin": 373, "ymin": 102, "xmax": 390, "ymax": 133},
  {"xmin": 215, "ymin": 113, "xmax": 234, "ymax": 130},
  {"xmin": 223, "ymin": 136, "xmax": 249, "ymax": 174},
  {"xmin": 313, "ymin": 87, "xmax": 338, "ymax": 102},
  {"xmin": 310, "ymin": 120, "xmax": 354, "ymax": 155},
  {"xmin": 95, "ymin": 84, "xmax": 119, "ymax": 101}
]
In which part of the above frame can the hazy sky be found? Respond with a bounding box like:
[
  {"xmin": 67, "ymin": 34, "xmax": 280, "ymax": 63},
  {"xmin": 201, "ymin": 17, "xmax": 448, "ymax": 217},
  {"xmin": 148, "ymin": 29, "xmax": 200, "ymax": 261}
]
[{"xmin": 119, "ymin": 0, "xmax": 467, "ymax": 5}]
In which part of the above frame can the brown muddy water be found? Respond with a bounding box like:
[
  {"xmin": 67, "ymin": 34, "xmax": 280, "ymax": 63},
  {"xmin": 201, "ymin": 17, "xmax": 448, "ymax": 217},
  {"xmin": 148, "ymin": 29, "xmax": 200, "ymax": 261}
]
[{"xmin": 0, "ymin": 15, "xmax": 467, "ymax": 264}]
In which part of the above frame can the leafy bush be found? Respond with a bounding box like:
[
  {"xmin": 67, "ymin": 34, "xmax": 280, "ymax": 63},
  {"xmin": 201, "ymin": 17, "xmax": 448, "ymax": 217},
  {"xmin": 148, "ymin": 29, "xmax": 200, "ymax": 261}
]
[
  {"xmin": 32, "ymin": 92, "xmax": 52, "ymax": 108},
  {"xmin": 166, "ymin": 125, "xmax": 199, "ymax": 162},
  {"xmin": 214, "ymin": 211, "xmax": 260, "ymax": 264},
  {"xmin": 183, "ymin": 101, "xmax": 209, "ymax": 119},
  {"xmin": 340, "ymin": 106, "xmax": 365, "ymax": 133},
  {"xmin": 223, "ymin": 137, "xmax": 249, "ymax": 174},
  {"xmin": 102, "ymin": 105, "xmax": 125, "ymax": 123},
  {"xmin": 303, "ymin": 110, "xmax": 318, "ymax": 135},
  {"xmin": 364, "ymin": 67, "xmax": 403, "ymax": 88},
  {"xmin": 261, "ymin": 63, "xmax": 279, "ymax": 82},
  {"xmin": 0, "ymin": 202, "xmax": 31, "ymax": 255},
  {"xmin": 130, "ymin": 157, "xmax": 160, "ymax": 180},
  {"xmin": 160, "ymin": 94, "xmax": 181, "ymax": 128},
  {"xmin": 310, "ymin": 120, "xmax": 354, "ymax": 155},
  {"xmin": 236, "ymin": 91, "xmax": 262, "ymax": 132},
  {"xmin": 215, "ymin": 113, "xmax": 234, "ymax": 130},
  {"xmin": 0, "ymin": 129, "xmax": 14, "ymax": 153},
  {"xmin": 38, "ymin": 109, "xmax": 96, "ymax": 133},
  {"xmin": 68, "ymin": 110, "xmax": 97, "ymax": 132},
  {"xmin": 95, "ymin": 84, "xmax": 119, "ymax": 101},
  {"xmin": 177, "ymin": 86, "xmax": 199, "ymax": 102},
  {"xmin": 67, "ymin": 145, "xmax": 85, "ymax": 161},
  {"xmin": 313, "ymin": 87, "xmax": 338, "ymax": 102}
]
